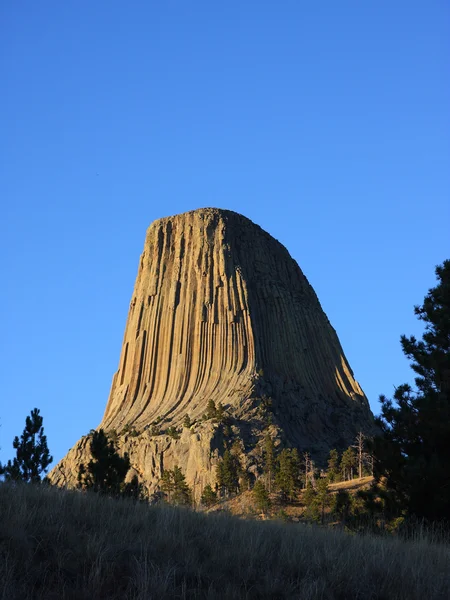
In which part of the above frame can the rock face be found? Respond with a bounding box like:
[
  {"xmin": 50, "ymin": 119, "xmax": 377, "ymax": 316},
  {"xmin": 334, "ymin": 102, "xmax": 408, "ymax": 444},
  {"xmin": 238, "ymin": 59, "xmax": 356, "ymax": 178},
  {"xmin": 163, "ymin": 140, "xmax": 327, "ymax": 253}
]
[{"xmin": 49, "ymin": 208, "xmax": 374, "ymax": 497}]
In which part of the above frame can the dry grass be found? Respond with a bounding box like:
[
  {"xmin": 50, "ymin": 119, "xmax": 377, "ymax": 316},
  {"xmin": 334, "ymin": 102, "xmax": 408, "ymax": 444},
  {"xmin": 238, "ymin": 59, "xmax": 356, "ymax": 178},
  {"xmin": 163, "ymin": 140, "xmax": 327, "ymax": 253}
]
[
  {"xmin": 1, "ymin": 483, "xmax": 449, "ymax": 600},
  {"xmin": 328, "ymin": 476, "xmax": 374, "ymax": 491}
]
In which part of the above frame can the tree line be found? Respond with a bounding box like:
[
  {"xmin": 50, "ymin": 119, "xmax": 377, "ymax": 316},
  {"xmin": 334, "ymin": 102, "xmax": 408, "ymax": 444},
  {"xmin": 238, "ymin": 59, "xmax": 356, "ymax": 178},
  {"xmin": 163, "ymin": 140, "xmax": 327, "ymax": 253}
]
[{"xmin": 1, "ymin": 260, "xmax": 449, "ymax": 528}]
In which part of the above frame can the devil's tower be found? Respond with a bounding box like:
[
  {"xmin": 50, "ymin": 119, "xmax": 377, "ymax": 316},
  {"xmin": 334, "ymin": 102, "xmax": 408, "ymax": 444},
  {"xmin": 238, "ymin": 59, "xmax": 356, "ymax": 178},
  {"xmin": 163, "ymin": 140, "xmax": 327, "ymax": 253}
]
[{"xmin": 50, "ymin": 208, "xmax": 374, "ymax": 495}]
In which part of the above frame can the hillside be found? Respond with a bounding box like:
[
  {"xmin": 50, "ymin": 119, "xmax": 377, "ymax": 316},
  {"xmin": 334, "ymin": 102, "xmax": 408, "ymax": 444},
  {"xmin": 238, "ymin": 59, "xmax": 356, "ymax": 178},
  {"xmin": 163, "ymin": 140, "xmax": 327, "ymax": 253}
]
[
  {"xmin": 204, "ymin": 476, "xmax": 374, "ymax": 521},
  {"xmin": 1, "ymin": 482, "xmax": 449, "ymax": 600}
]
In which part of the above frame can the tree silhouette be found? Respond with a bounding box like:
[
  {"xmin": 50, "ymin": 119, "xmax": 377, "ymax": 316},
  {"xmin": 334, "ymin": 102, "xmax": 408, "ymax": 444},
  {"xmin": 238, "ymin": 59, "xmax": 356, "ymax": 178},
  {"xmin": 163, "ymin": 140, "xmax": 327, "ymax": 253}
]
[
  {"xmin": 200, "ymin": 483, "xmax": 217, "ymax": 506},
  {"xmin": 160, "ymin": 465, "xmax": 192, "ymax": 505},
  {"xmin": 275, "ymin": 448, "xmax": 300, "ymax": 502},
  {"xmin": 77, "ymin": 429, "xmax": 130, "ymax": 496},
  {"xmin": 0, "ymin": 408, "xmax": 52, "ymax": 483},
  {"xmin": 263, "ymin": 433, "xmax": 276, "ymax": 493},
  {"xmin": 327, "ymin": 449, "xmax": 340, "ymax": 482},
  {"xmin": 253, "ymin": 480, "xmax": 271, "ymax": 512},
  {"xmin": 370, "ymin": 260, "xmax": 450, "ymax": 521}
]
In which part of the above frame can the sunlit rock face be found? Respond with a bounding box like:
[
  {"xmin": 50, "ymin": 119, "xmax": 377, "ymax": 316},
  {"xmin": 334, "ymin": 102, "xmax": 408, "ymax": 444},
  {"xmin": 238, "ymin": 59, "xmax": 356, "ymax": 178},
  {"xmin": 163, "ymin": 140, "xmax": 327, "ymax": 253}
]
[{"xmin": 49, "ymin": 208, "xmax": 374, "ymax": 496}]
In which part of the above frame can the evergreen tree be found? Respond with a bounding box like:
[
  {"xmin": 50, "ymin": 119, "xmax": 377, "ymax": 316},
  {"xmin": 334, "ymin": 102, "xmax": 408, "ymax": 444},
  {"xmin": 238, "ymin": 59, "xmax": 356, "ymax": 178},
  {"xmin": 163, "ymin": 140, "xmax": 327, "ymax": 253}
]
[
  {"xmin": 160, "ymin": 469, "xmax": 175, "ymax": 503},
  {"xmin": 77, "ymin": 429, "xmax": 130, "ymax": 496},
  {"xmin": 171, "ymin": 465, "xmax": 192, "ymax": 505},
  {"xmin": 253, "ymin": 479, "xmax": 271, "ymax": 513},
  {"xmin": 302, "ymin": 484, "xmax": 318, "ymax": 520},
  {"xmin": 275, "ymin": 448, "xmax": 300, "ymax": 502},
  {"xmin": 205, "ymin": 400, "xmax": 217, "ymax": 420},
  {"xmin": 327, "ymin": 449, "xmax": 340, "ymax": 482},
  {"xmin": 0, "ymin": 408, "xmax": 52, "ymax": 483},
  {"xmin": 166, "ymin": 426, "xmax": 181, "ymax": 439},
  {"xmin": 200, "ymin": 483, "xmax": 217, "ymax": 506},
  {"xmin": 333, "ymin": 489, "xmax": 351, "ymax": 525},
  {"xmin": 303, "ymin": 478, "xmax": 331, "ymax": 524},
  {"xmin": 216, "ymin": 402, "xmax": 225, "ymax": 422},
  {"xmin": 160, "ymin": 465, "xmax": 192, "ymax": 505},
  {"xmin": 216, "ymin": 449, "xmax": 240, "ymax": 496},
  {"xmin": 340, "ymin": 447, "xmax": 356, "ymax": 481},
  {"xmin": 263, "ymin": 433, "xmax": 276, "ymax": 493},
  {"xmin": 370, "ymin": 260, "xmax": 450, "ymax": 521},
  {"xmin": 183, "ymin": 414, "xmax": 192, "ymax": 428},
  {"xmin": 315, "ymin": 478, "xmax": 331, "ymax": 524}
]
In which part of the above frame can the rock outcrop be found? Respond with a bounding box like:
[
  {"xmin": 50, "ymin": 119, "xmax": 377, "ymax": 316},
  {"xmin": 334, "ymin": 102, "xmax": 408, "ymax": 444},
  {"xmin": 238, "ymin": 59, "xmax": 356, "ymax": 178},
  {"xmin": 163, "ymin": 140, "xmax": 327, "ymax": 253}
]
[{"xmin": 49, "ymin": 208, "xmax": 374, "ymax": 498}]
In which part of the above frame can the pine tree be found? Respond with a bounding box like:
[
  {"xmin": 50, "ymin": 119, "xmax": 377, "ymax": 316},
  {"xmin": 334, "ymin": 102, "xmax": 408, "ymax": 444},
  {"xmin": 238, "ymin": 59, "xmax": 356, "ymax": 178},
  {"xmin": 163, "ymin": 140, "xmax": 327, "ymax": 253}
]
[
  {"xmin": 77, "ymin": 429, "xmax": 130, "ymax": 496},
  {"xmin": 160, "ymin": 469, "xmax": 175, "ymax": 503},
  {"xmin": 315, "ymin": 478, "xmax": 331, "ymax": 524},
  {"xmin": 340, "ymin": 447, "xmax": 356, "ymax": 481},
  {"xmin": 263, "ymin": 433, "xmax": 276, "ymax": 493},
  {"xmin": 333, "ymin": 489, "xmax": 352, "ymax": 525},
  {"xmin": 183, "ymin": 414, "xmax": 192, "ymax": 428},
  {"xmin": 253, "ymin": 480, "xmax": 271, "ymax": 513},
  {"xmin": 0, "ymin": 408, "xmax": 53, "ymax": 483},
  {"xmin": 304, "ymin": 477, "xmax": 332, "ymax": 524},
  {"xmin": 327, "ymin": 449, "xmax": 340, "ymax": 482},
  {"xmin": 216, "ymin": 449, "xmax": 240, "ymax": 496},
  {"xmin": 205, "ymin": 399, "xmax": 217, "ymax": 420},
  {"xmin": 302, "ymin": 485, "xmax": 319, "ymax": 521},
  {"xmin": 370, "ymin": 260, "xmax": 450, "ymax": 521},
  {"xmin": 200, "ymin": 484, "xmax": 217, "ymax": 506},
  {"xmin": 166, "ymin": 426, "xmax": 181, "ymax": 439},
  {"xmin": 216, "ymin": 402, "xmax": 225, "ymax": 422},
  {"xmin": 159, "ymin": 466, "xmax": 192, "ymax": 505},
  {"xmin": 275, "ymin": 448, "xmax": 300, "ymax": 502},
  {"xmin": 171, "ymin": 465, "xmax": 192, "ymax": 505}
]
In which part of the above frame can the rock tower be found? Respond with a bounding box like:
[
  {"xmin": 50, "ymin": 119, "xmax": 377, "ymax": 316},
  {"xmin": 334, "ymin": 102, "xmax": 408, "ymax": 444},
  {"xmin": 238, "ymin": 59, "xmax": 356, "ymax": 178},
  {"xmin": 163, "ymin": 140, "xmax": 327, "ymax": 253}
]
[{"xmin": 49, "ymin": 208, "xmax": 374, "ymax": 496}]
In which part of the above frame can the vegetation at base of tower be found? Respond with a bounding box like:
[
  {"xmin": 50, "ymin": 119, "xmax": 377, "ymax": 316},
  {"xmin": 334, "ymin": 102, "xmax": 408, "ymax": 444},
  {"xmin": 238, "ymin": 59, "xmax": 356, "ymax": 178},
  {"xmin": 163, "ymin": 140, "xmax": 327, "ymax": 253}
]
[
  {"xmin": 77, "ymin": 429, "xmax": 144, "ymax": 499},
  {"xmin": 366, "ymin": 260, "xmax": 450, "ymax": 523},
  {"xmin": 203, "ymin": 399, "xmax": 226, "ymax": 422},
  {"xmin": 159, "ymin": 465, "xmax": 192, "ymax": 505},
  {"xmin": 166, "ymin": 426, "xmax": 181, "ymax": 440},
  {"xmin": 327, "ymin": 449, "xmax": 340, "ymax": 482},
  {"xmin": 0, "ymin": 408, "xmax": 53, "ymax": 483},
  {"xmin": 252, "ymin": 479, "xmax": 271, "ymax": 512},
  {"xmin": 108, "ymin": 429, "xmax": 119, "ymax": 443},
  {"xmin": 263, "ymin": 433, "xmax": 276, "ymax": 493},
  {"xmin": 275, "ymin": 448, "xmax": 300, "ymax": 502},
  {"xmin": 303, "ymin": 478, "xmax": 332, "ymax": 524},
  {"xmin": 216, "ymin": 449, "xmax": 242, "ymax": 496},
  {"xmin": 182, "ymin": 414, "xmax": 191, "ymax": 428},
  {"xmin": 200, "ymin": 483, "xmax": 217, "ymax": 506},
  {"xmin": 259, "ymin": 395, "xmax": 273, "ymax": 423},
  {"xmin": 2, "ymin": 483, "xmax": 449, "ymax": 600},
  {"xmin": 150, "ymin": 423, "xmax": 161, "ymax": 435},
  {"xmin": 340, "ymin": 447, "xmax": 357, "ymax": 481},
  {"xmin": 120, "ymin": 423, "xmax": 140, "ymax": 437}
]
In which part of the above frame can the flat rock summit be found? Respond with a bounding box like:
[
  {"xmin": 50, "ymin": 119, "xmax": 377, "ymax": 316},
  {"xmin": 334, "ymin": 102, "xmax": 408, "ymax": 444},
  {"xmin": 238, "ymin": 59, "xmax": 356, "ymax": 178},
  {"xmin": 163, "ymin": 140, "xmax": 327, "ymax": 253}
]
[{"xmin": 50, "ymin": 208, "xmax": 374, "ymax": 497}]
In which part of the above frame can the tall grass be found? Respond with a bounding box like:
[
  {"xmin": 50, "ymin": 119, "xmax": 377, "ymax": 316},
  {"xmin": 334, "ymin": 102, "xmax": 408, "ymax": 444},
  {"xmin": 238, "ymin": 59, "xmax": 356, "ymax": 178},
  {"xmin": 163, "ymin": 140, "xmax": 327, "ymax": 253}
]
[{"xmin": 0, "ymin": 483, "xmax": 449, "ymax": 599}]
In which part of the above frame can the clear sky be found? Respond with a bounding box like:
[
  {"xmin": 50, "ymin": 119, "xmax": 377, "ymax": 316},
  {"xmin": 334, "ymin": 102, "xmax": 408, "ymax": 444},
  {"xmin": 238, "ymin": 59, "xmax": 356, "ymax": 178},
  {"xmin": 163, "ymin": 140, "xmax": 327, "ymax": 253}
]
[{"xmin": 1, "ymin": 2, "xmax": 449, "ymax": 469}]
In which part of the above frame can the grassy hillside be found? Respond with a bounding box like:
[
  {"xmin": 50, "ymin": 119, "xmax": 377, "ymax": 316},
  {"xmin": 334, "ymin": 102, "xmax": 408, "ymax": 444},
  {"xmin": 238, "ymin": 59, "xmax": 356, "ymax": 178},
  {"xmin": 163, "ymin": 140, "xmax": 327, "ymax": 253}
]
[
  {"xmin": 204, "ymin": 476, "xmax": 374, "ymax": 521},
  {"xmin": 1, "ymin": 483, "xmax": 449, "ymax": 600}
]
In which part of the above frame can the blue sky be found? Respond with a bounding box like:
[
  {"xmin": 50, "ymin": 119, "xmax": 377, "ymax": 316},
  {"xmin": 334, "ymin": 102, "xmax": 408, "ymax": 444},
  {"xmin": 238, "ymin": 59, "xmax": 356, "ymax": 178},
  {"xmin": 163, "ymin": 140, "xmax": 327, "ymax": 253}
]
[{"xmin": 1, "ymin": 1, "xmax": 449, "ymax": 468}]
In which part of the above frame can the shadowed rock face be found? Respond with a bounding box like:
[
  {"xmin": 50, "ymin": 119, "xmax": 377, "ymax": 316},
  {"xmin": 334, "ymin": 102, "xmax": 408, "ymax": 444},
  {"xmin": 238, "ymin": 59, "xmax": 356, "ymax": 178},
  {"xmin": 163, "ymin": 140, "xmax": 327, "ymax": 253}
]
[{"xmin": 49, "ymin": 208, "xmax": 374, "ymax": 496}]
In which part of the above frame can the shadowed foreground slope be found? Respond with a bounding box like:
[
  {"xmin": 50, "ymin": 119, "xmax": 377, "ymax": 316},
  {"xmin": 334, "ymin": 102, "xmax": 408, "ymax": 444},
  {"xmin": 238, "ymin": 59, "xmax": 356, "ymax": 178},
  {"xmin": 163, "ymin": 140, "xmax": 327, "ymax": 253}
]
[{"xmin": 1, "ymin": 483, "xmax": 449, "ymax": 599}]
